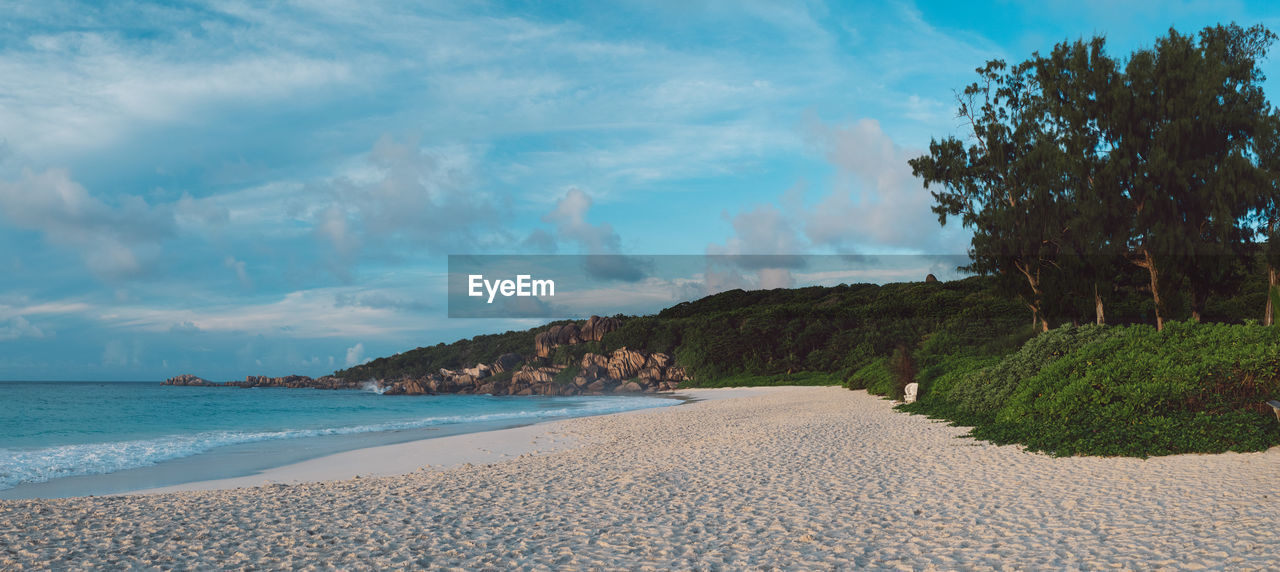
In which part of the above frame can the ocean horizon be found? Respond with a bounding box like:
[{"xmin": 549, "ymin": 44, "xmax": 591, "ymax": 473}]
[{"xmin": 0, "ymin": 381, "xmax": 680, "ymax": 499}]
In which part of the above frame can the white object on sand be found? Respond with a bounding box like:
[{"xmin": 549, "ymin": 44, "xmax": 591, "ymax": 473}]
[{"xmin": 903, "ymin": 382, "xmax": 919, "ymax": 403}]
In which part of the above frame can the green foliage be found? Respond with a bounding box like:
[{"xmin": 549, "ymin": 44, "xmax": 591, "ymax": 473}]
[
  {"xmin": 550, "ymin": 341, "xmax": 603, "ymax": 367},
  {"xmin": 912, "ymin": 24, "xmax": 1280, "ymax": 330},
  {"xmin": 944, "ymin": 325, "xmax": 1120, "ymax": 417},
  {"xmin": 909, "ymin": 322, "xmax": 1280, "ymax": 457},
  {"xmin": 621, "ymin": 277, "xmax": 1026, "ymax": 384},
  {"xmin": 333, "ymin": 325, "xmax": 551, "ymax": 382},
  {"xmin": 848, "ymin": 357, "xmax": 891, "ymax": 394},
  {"xmin": 912, "ymin": 354, "xmax": 1002, "ymax": 403},
  {"xmin": 551, "ymin": 364, "xmax": 580, "ymax": 385}
]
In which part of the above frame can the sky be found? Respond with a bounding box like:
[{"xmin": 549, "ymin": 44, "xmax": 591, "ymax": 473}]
[{"xmin": 1, "ymin": 0, "xmax": 1277, "ymax": 381}]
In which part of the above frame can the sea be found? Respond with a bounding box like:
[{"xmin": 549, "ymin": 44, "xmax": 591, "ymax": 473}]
[{"xmin": 0, "ymin": 381, "xmax": 681, "ymax": 499}]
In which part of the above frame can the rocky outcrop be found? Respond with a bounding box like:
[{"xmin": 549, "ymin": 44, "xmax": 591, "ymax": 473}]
[
  {"xmin": 162, "ymin": 374, "xmax": 361, "ymax": 390},
  {"xmin": 374, "ymin": 346, "xmax": 687, "ymax": 397},
  {"xmin": 165, "ymin": 315, "xmax": 686, "ymax": 397},
  {"xmin": 534, "ymin": 315, "xmax": 621, "ymax": 357},
  {"xmin": 226, "ymin": 375, "xmax": 361, "ymax": 390},
  {"xmin": 581, "ymin": 315, "xmax": 621, "ymax": 342},
  {"xmin": 491, "ymin": 353, "xmax": 522, "ymax": 374},
  {"xmin": 162, "ymin": 374, "xmax": 215, "ymax": 386},
  {"xmin": 535, "ymin": 323, "xmax": 581, "ymax": 357},
  {"xmin": 569, "ymin": 348, "xmax": 689, "ymax": 393}
]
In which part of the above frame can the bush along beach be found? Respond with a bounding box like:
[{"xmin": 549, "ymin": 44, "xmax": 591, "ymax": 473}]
[{"xmin": 896, "ymin": 322, "xmax": 1280, "ymax": 457}]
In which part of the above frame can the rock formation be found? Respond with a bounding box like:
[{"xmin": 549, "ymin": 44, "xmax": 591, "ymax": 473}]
[
  {"xmin": 535, "ymin": 315, "xmax": 620, "ymax": 357},
  {"xmin": 164, "ymin": 374, "xmax": 362, "ymax": 390},
  {"xmin": 162, "ymin": 374, "xmax": 215, "ymax": 386},
  {"xmin": 164, "ymin": 315, "xmax": 686, "ymax": 397},
  {"xmin": 226, "ymin": 375, "xmax": 361, "ymax": 390},
  {"xmin": 581, "ymin": 315, "xmax": 621, "ymax": 342},
  {"xmin": 491, "ymin": 353, "xmax": 522, "ymax": 374}
]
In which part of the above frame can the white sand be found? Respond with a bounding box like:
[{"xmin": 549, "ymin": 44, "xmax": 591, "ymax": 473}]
[
  {"xmin": 3, "ymin": 386, "xmax": 1279, "ymax": 569},
  {"xmin": 135, "ymin": 386, "xmax": 767, "ymax": 494}
]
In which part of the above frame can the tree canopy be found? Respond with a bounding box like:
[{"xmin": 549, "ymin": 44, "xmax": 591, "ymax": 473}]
[{"xmin": 911, "ymin": 24, "xmax": 1280, "ymax": 330}]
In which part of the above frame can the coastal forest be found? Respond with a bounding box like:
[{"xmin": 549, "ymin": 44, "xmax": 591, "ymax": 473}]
[{"xmin": 340, "ymin": 24, "xmax": 1280, "ymax": 457}]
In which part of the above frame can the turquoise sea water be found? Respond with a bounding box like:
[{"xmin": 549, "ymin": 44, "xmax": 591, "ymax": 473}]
[{"xmin": 0, "ymin": 382, "xmax": 679, "ymax": 498}]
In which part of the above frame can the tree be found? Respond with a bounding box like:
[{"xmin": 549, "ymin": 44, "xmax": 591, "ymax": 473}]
[
  {"xmin": 911, "ymin": 58, "xmax": 1088, "ymax": 332},
  {"xmin": 1107, "ymin": 25, "xmax": 1275, "ymax": 329},
  {"xmin": 915, "ymin": 24, "xmax": 1278, "ymax": 331},
  {"xmin": 1034, "ymin": 37, "xmax": 1126, "ymax": 325},
  {"xmin": 1254, "ymin": 111, "xmax": 1280, "ymax": 325}
]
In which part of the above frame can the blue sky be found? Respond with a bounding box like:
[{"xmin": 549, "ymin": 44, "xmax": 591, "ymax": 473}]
[{"xmin": 1, "ymin": 0, "xmax": 1277, "ymax": 381}]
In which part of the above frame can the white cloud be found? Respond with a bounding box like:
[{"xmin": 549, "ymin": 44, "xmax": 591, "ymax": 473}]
[
  {"xmin": 706, "ymin": 117, "xmax": 970, "ymax": 285},
  {"xmin": 98, "ymin": 285, "xmax": 440, "ymax": 339},
  {"xmin": 168, "ymin": 320, "xmax": 202, "ymax": 334},
  {"xmin": 705, "ymin": 201, "xmax": 810, "ymax": 290},
  {"xmin": 0, "ymin": 299, "xmax": 92, "ymax": 321},
  {"xmin": 223, "ymin": 257, "xmax": 252, "ymax": 289},
  {"xmin": 803, "ymin": 117, "xmax": 965, "ymax": 253},
  {"xmin": 344, "ymin": 342, "xmax": 367, "ymax": 367},
  {"xmin": 310, "ymin": 137, "xmax": 495, "ymax": 273},
  {"xmin": 0, "ymin": 18, "xmax": 357, "ymax": 157},
  {"xmin": 540, "ymin": 188, "xmax": 622, "ymax": 254},
  {"xmin": 710, "ymin": 204, "xmax": 808, "ymax": 257},
  {"xmin": 0, "ymin": 168, "xmax": 175, "ymax": 278},
  {"xmin": 0, "ymin": 316, "xmax": 46, "ymax": 341}
]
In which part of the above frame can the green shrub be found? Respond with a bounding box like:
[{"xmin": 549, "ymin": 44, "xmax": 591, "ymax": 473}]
[
  {"xmin": 848, "ymin": 357, "xmax": 894, "ymax": 395},
  {"xmin": 944, "ymin": 324, "xmax": 1120, "ymax": 417},
  {"xmin": 910, "ymin": 321, "xmax": 1280, "ymax": 457},
  {"xmin": 912, "ymin": 353, "xmax": 1002, "ymax": 403}
]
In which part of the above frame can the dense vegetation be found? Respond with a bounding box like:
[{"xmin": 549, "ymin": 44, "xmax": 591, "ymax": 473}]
[
  {"xmin": 336, "ymin": 325, "xmax": 543, "ymax": 382},
  {"xmin": 606, "ymin": 277, "xmax": 1025, "ymax": 384},
  {"xmin": 336, "ymin": 276, "xmax": 1028, "ymax": 387},
  {"xmin": 897, "ymin": 322, "xmax": 1280, "ymax": 456}
]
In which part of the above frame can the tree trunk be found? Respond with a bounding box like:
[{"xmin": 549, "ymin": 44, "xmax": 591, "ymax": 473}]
[
  {"xmin": 1015, "ymin": 260, "xmax": 1049, "ymax": 333},
  {"xmin": 1134, "ymin": 248, "xmax": 1164, "ymax": 331},
  {"xmin": 1266, "ymin": 266, "xmax": 1278, "ymax": 326},
  {"xmin": 1027, "ymin": 305, "xmax": 1049, "ymax": 332},
  {"xmin": 1094, "ymin": 282, "xmax": 1106, "ymax": 326},
  {"xmin": 1148, "ymin": 256, "xmax": 1164, "ymax": 331}
]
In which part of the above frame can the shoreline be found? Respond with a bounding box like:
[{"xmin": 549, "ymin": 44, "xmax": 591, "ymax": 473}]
[
  {"xmin": 0, "ymin": 390, "xmax": 692, "ymax": 500},
  {"xmin": 5, "ymin": 385, "xmax": 1278, "ymax": 569},
  {"xmin": 131, "ymin": 386, "xmax": 773, "ymax": 495}
]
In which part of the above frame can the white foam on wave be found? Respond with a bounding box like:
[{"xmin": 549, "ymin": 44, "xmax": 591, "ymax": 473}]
[{"xmin": 0, "ymin": 395, "xmax": 675, "ymax": 490}]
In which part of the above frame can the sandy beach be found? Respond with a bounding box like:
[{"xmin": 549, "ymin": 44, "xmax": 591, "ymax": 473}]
[{"xmin": 3, "ymin": 385, "xmax": 1279, "ymax": 569}]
